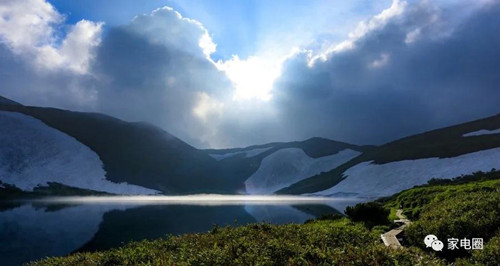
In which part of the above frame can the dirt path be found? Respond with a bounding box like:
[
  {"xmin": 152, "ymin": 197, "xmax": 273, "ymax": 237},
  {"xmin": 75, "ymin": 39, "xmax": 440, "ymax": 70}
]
[{"xmin": 381, "ymin": 209, "xmax": 411, "ymax": 249}]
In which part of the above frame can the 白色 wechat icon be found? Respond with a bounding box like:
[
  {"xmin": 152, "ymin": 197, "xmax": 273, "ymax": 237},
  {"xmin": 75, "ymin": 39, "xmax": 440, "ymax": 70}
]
[{"xmin": 424, "ymin": 235, "xmax": 443, "ymax": 251}]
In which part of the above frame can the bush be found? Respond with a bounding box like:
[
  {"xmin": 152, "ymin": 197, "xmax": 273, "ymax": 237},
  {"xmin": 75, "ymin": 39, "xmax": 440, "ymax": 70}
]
[
  {"xmin": 304, "ymin": 213, "xmax": 343, "ymax": 224},
  {"xmin": 468, "ymin": 233, "xmax": 500, "ymax": 266},
  {"xmin": 405, "ymin": 189, "xmax": 500, "ymax": 261},
  {"xmin": 345, "ymin": 202, "xmax": 390, "ymax": 228},
  {"xmin": 456, "ymin": 232, "xmax": 500, "ymax": 266}
]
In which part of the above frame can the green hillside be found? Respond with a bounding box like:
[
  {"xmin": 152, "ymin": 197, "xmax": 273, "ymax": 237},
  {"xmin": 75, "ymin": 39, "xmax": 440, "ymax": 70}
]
[
  {"xmin": 381, "ymin": 170, "xmax": 500, "ymax": 263},
  {"xmin": 277, "ymin": 114, "xmax": 500, "ymax": 195},
  {"xmin": 30, "ymin": 218, "xmax": 443, "ymax": 265}
]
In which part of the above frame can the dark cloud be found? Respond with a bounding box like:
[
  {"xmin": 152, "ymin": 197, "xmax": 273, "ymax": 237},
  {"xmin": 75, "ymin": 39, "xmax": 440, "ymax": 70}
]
[
  {"xmin": 272, "ymin": 2, "xmax": 500, "ymax": 145},
  {"xmin": 1, "ymin": 2, "xmax": 500, "ymax": 148},
  {"xmin": 85, "ymin": 7, "xmax": 291, "ymax": 148},
  {"xmin": 0, "ymin": 44, "xmax": 98, "ymax": 110},
  {"xmin": 1, "ymin": 6, "xmax": 233, "ymax": 148},
  {"xmin": 88, "ymin": 8, "xmax": 235, "ymax": 147}
]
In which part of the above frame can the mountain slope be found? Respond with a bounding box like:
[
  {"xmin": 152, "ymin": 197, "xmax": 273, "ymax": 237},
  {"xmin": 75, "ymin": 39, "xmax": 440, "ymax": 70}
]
[
  {"xmin": 205, "ymin": 138, "xmax": 372, "ymax": 194},
  {"xmin": 245, "ymin": 148, "xmax": 361, "ymax": 194},
  {"xmin": 0, "ymin": 101, "xmax": 235, "ymax": 195},
  {"xmin": 0, "ymin": 111, "xmax": 157, "ymax": 195},
  {"xmin": 315, "ymin": 147, "xmax": 500, "ymax": 198},
  {"xmin": 0, "ymin": 96, "xmax": 21, "ymax": 106},
  {"xmin": 3, "ymin": 96, "xmax": 368, "ymax": 196},
  {"xmin": 3, "ymin": 94, "xmax": 499, "ymax": 197},
  {"xmin": 277, "ymin": 113, "xmax": 500, "ymax": 196},
  {"xmin": 206, "ymin": 137, "xmax": 372, "ymax": 159}
]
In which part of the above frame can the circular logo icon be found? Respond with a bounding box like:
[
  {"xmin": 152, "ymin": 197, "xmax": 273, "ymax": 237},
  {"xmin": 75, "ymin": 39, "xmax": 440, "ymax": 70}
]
[
  {"xmin": 424, "ymin": 234, "xmax": 438, "ymax": 248},
  {"xmin": 431, "ymin": 240, "xmax": 444, "ymax": 251}
]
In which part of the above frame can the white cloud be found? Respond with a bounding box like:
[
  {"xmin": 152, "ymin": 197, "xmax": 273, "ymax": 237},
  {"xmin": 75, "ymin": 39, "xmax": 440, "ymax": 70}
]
[
  {"xmin": 36, "ymin": 20, "xmax": 103, "ymax": 73},
  {"xmin": 0, "ymin": 0, "xmax": 62, "ymax": 50},
  {"xmin": 129, "ymin": 6, "xmax": 284, "ymax": 103},
  {"xmin": 85, "ymin": 6, "xmax": 239, "ymax": 148},
  {"xmin": 0, "ymin": 0, "xmax": 102, "ymax": 74},
  {"xmin": 130, "ymin": 6, "xmax": 213, "ymax": 59},
  {"xmin": 348, "ymin": 0, "xmax": 406, "ymax": 40},
  {"xmin": 193, "ymin": 92, "xmax": 224, "ymax": 122},
  {"xmin": 55, "ymin": 20, "xmax": 103, "ymax": 73},
  {"xmin": 199, "ymin": 31, "xmax": 216, "ymax": 59},
  {"xmin": 370, "ymin": 53, "xmax": 390, "ymax": 68},
  {"xmin": 309, "ymin": 0, "xmax": 407, "ymax": 66},
  {"xmin": 405, "ymin": 28, "xmax": 421, "ymax": 44}
]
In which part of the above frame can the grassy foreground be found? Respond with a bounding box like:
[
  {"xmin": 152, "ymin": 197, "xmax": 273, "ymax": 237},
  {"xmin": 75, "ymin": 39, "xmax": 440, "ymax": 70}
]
[
  {"xmin": 382, "ymin": 170, "xmax": 500, "ymax": 265},
  {"xmin": 31, "ymin": 219, "xmax": 442, "ymax": 265},
  {"xmin": 31, "ymin": 171, "xmax": 500, "ymax": 265}
]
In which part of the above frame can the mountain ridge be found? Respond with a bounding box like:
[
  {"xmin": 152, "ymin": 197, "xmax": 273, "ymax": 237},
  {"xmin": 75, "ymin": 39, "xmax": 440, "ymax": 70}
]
[
  {"xmin": 0, "ymin": 102, "xmax": 229, "ymax": 194},
  {"xmin": 2, "ymin": 95, "xmax": 500, "ymax": 198},
  {"xmin": 277, "ymin": 113, "xmax": 500, "ymax": 195}
]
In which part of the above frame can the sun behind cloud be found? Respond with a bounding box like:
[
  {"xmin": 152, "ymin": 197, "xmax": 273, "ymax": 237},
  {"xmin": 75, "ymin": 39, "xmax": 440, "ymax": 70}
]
[{"xmin": 215, "ymin": 55, "xmax": 282, "ymax": 101}]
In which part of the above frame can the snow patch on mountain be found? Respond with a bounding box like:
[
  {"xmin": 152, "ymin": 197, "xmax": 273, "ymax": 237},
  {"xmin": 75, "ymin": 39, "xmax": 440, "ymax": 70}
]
[
  {"xmin": 315, "ymin": 147, "xmax": 500, "ymax": 198},
  {"xmin": 463, "ymin": 128, "xmax": 500, "ymax": 137},
  {"xmin": 245, "ymin": 148, "xmax": 361, "ymax": 194},
  {"xmin": 0, "ymin": 111, "xmax": 159, "ymax": 195},
  {"xmin": 209, "ymin": 147, "xmax": 272, "ymax": 161}
]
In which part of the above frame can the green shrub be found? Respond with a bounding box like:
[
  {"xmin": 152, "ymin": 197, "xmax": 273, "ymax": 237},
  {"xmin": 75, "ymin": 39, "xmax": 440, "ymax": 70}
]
[
  {"xmin": 345, "ymin": 202, "xmax": 390, "ymax": 228},
  {"xmin": 390, "ymin": 179, "xmax": 500, "ymax": 261},
  {"xmin": 468, "ymin": 232, "xmax": 500, "ymax": 266},
  {"xmin": 456, "ymin": 232, "xmax": 500, "ymax": 266},
  {"xmin": 304, "ymin": 213, "xmax": 343, "ymax": 224}
]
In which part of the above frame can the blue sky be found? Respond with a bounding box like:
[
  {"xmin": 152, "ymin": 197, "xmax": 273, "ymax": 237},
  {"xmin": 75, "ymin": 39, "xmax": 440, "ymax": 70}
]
[
  {"xmin": 48, "ymin": 0, "xmax": 392, "ymax": 60},
  {"xmin": 1, "ymin": 0, "xmax": 499, "ymax": 148}
]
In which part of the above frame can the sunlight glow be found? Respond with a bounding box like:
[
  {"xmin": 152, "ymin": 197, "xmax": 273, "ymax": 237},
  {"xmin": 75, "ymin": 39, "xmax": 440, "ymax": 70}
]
[{"xmin": 216, "ymin": 56, "xmax": 282, "ymax": 101}]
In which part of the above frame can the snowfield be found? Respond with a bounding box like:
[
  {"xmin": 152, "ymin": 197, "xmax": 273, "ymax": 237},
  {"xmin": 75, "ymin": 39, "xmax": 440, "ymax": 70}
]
[
  {"xmin": 315, "ymin": 147, "xmax": 500, "ymax": 198},
  {"xmin": 463, "ymin": 128, "xmax": 500, "ymax": 137},
  {"xmin": 0, "ymin": 111, "xmax": 159, "ymax": 195},
  {"xmin": 209, "ymin": 147, "xmax": 272, "ymax": 161},
  {"xmin": 245, "ymin": 148, "xmax": 361, "ymax": 194}
]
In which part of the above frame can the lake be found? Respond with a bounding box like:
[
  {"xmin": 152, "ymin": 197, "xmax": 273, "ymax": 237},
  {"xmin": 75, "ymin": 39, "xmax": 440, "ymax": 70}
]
[{"xmin": 0, "ymin": 195, "xmax": 366, "ymax": 265}]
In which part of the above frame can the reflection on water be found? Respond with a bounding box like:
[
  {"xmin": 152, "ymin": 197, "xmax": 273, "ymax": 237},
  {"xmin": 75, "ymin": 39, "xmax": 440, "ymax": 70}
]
[
  {"xmin": 245, "ymin": 205, "xmax": 315, "ymax": 223},
  {"xmin": 0, "ymin": 196, "xmax": 365, "ymax": 265}
]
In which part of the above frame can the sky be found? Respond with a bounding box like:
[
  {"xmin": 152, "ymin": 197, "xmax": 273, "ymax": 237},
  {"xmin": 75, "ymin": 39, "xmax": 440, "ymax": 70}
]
[{"xmin": 0, "ymin": 0, "xmax": 499, "ymax": 148}]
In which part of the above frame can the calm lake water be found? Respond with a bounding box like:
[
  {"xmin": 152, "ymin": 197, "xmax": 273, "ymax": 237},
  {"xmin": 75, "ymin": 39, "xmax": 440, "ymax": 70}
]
[{"xmin": 0, "ymin": 195, "xmax": 365, "ymax": 265}]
